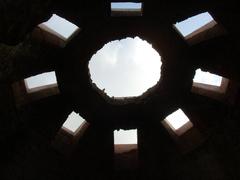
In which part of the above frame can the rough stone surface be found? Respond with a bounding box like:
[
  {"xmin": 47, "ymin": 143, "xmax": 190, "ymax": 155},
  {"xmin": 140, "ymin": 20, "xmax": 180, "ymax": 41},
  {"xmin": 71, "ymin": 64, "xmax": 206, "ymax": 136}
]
[{"xmin": 0, "ymin": 0, "xmax": 240, "ymax": 179}]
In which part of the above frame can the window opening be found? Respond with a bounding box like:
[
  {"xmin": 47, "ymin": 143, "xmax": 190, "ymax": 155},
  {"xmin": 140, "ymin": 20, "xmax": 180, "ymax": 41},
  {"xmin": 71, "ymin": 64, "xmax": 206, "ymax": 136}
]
[
  {"xmin": 174, "ymin": 12, "xmax": 216, "ymax": 38},
  {"xmin": 88, "ymin": 37, "xmax": 161, "ymax": 98},
  {"xmin": 111, "ymin": 2, "xmax": 143, "ymax": 16},
  {"xmin": 163, "ymin": 109, "xmax": 193, "ymax": 136},
  {"xmin": 38, "ymin": 14, "xmax": 79, "ymax": 41},
  {"xmin": 193, "ymin": 68, "xmax": 222, "ymax": 87},
  {"xmin": 62, "ymin": 111, "xmax": 87, "ymax": 135},
  {"xmin": 24, "ymin": 71, "xmax": 57, "ymax": 93}
]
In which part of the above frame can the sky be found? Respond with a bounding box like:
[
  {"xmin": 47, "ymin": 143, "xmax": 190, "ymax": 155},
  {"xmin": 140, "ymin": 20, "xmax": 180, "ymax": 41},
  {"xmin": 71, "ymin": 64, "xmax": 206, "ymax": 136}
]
[
  {"xmin": 193, "ymin": 69, "xmax": 222, "ymax": 86},
  {"xmin": 62, "ymin": 112, "xmax": 86, "ymax": 133},
  {"xmin": 165, "ymin": 109, "xmax": 190, "ymax": 130},
  {"xmin": 111, "ymin": 2, "xmax": 142, "ymax": 10},
  {"xmin": 89, "ymin": 37, "xmax": 161, "ymax": 98},
  {"xmin": 114, "ymin": 129, "xmax": 137, "ymax": 144},
  {"xmin": 40, "ymin": 14, "xmax": 79, "ymax": 40},
  {"xmin": 25, "ymin": 71, "xmax": 57, "ymax": 90},
  {"xmin": 175, "ymin": 12, "xmax": 214, "ymax": 37}
]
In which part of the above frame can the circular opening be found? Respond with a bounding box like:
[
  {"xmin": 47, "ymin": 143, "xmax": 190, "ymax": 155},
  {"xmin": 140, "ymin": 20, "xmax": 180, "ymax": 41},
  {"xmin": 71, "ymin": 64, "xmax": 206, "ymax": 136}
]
[{"xmin": 89, "ymin": 37, "xmax": 162, "ymax": 98}]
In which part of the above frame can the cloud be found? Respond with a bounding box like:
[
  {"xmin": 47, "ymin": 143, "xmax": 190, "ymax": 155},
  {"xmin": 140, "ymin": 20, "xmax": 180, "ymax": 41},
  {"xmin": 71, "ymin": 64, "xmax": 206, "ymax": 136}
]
[{"xmin": 89, "ymin": 37, "xmax": 161, "ymax": 98}]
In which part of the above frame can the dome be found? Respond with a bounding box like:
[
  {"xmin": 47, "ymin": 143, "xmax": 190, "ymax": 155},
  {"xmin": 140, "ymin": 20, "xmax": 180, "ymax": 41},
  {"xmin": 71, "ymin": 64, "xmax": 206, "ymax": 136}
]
[{"xmin": 0, "ymin": 1, "xmax": 240, "ymax": 180}]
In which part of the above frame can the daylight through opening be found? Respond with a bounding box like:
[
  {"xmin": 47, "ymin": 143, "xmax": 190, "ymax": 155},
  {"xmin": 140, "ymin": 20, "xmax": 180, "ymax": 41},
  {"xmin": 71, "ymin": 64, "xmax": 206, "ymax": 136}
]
[
  {"xmin": 114, "ymin": 129, "xmax": 137, "ymax": 145},
  {"xmin": 111, "ymin": 2, "xmax": 143, "ymax": 16},
  {"xmin": 165, "ymin": 109, "xmax": 191, "ymax": 130},
  {"xmin": 163, "ymin": 109, "xmax": 193, "ymax": 136},
  {"xmin": 174, "ymin": 12, "xmax": 215, "ymax": 38},
  {"xmin": 88, "ymin": 37, "xmax": 161, "ymax": 98},
  {"xmin": 193, "ymin": 69, "xmax": 222, "ymax": 87},
  {"xmin": 62, "ymin": 111, "xmax": 86, "ymax": 135},
  {"xmin": 38, "ymin": 14, "xmax": 79, "ymax": 41},
  {"xmin": 24, "ymin": 71, "xmax": 57, "ymax": 92},
  {"xmin": 111, "ymin": 2, "xmax": 142, "ymax": 10}
]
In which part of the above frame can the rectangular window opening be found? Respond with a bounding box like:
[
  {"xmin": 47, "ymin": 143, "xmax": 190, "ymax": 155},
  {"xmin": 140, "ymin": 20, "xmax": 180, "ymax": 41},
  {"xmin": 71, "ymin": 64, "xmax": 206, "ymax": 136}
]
[
  {"xmin": 111, "ymin": 2, "xmax": 143, "ymax": 16},
  {"xmin": 162, "ymin": 109, "xmax": 205, "ymax": 154},
  {"xmin": 163, "ymin": 109, "xmax": 193, "ymax": 136},
  {"xmin": 36, "ymin": 14, "xmax": 80, "ymax": 47},
  {"xmin": 173, "ymin": 12, "xmax": 226, "ymax": 45},
  {"xmin": 175, "ymin": 12, "xmax": 217, "ymax": 39},
  {"xmin": 62, "ymin": 111, "xmax": 87, "ymax": 135},
  {"xmin": 24, "ymin": 71, "xmax": 57, "ymax": 93},
  {"xmin": 39, "ymin": 14, "xmax": 80, "ymax": 40},
  {"xmin": 192, "ymin": 69, "xmax": 229, "ymax": 99},
  {"xmin": 114, "ymin": 129, "xmax": 138, "ymax": 154},
  {"xmin": 193, "ymin": 68, "xmax": 222, "ymax": 87},
  {"xmin": 52, "ymin": 111, "xmax": 88, "ymax": 154}
]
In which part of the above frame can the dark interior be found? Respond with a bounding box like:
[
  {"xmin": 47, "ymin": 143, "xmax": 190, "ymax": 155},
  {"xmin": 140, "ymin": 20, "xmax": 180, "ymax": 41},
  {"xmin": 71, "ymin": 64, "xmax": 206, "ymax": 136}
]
[{"xmin": 1, "ymin": 0, "xmax": 240, "ymax": 179}]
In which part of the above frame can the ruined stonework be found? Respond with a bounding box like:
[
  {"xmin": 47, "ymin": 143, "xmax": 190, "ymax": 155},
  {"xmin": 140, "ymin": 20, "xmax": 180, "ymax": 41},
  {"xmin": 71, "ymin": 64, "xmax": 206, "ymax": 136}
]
[{"xmin": 1, "ymin": 0, "xmax": 240, "ymax": 179}]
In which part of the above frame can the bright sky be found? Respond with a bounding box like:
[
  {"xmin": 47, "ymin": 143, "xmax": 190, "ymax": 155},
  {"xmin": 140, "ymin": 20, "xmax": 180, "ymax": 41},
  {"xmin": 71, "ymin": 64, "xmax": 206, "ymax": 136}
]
[
  {"xmin": 114, "ymin": 129, "xmax": 137, "ymax": 145},
  {"xmin": 62, "ymin": 111, "xmax": 86, "ymax": 134},
  {"xmin": 165, "ymin": 109, "xmax": 190, "ymax": 130},
  {"xmin": 89, "ymin": 37, "xmax": 161, "ymax": 98},
  {"xmin": 111, "ymin": 2, "xmax": 142, "ymax": 10},
  {"xmin": 193, "ymin": 69, "xmax": 222, "ymax": 86},
  {"xmin": 25, "ymin": 71, "xmax": 57, "ymax": 90},
  {"xmin": 175, "ymin": 12, "xmax": 214, "ymax": 37},
  {"xmin": 39, "ymin": 14, "xmax": 79, "ymax": 40}
]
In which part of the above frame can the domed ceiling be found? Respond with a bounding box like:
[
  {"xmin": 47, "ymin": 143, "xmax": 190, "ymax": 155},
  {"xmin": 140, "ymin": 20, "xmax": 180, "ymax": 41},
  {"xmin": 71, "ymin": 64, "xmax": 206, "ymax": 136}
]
[{"xmin": 1, "ymin": 1, "xmax": 240, "ymax": 179}]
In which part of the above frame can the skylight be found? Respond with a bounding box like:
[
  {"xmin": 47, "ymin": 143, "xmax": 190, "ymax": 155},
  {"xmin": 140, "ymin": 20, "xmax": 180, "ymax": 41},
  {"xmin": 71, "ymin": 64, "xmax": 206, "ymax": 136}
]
[
  {"xmin": 165, "ymin": 109, "xmax": 191, "ymax": 130},
  {"xmin": 62, "ymin": 111, "xmax": 86, "ymax": 134},
  {"xmin": 174, "ymin": 12, "xmax": 215, "ymax": 37},
  {"xmin": 193, "ymin": 69, "xmax": 222, "ymax": 87},
  {"xmin": 38, "ymin": 14, "xmax": 79, "ymax": 41},
  {"xmin": 111, "ymin": 2, "xmax": 142, "ymax": 10},
  {"xmin": 24, "ymin": 71, "xmax": 57, "ymax": 92},
  {"xmin": 88, "ymin": 37, "xmax": 161, "ymax": 98},
  {"xmin": 114, "ymin": 129, "xmax": 137, "ymax": 145},
  {"xmin": 111, "ymin": 2, "xmax": 142, "ymax": 16}
]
